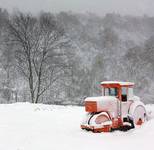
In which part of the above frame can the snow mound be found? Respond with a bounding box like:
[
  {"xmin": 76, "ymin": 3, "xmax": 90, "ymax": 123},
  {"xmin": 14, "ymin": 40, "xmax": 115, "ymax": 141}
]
[{"xmin": 0, "ymin": 103, "xmax": 154, "ymax": 150}]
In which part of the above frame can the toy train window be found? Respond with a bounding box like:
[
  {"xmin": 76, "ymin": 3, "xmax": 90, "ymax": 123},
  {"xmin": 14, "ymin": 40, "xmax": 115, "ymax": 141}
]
[
  {"xmin": 121, "ymin": 87, "xmax": 128, "ymax": 102},
  {"xmin": 104, "ymin": 88, "xmax": 118, "ymax": 96}
]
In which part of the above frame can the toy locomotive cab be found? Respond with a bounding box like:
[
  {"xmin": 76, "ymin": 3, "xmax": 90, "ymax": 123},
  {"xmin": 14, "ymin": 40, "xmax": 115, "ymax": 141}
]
[{"xmin": 81, "ymin": 81, "xmax": 147, "ymax": 132}]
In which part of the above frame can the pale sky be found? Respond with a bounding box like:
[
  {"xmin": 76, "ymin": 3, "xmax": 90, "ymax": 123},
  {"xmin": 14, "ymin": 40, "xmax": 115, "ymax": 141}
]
[{"xmin": 0, "ymin": 0, "xmax": 153, "ymax": 16}]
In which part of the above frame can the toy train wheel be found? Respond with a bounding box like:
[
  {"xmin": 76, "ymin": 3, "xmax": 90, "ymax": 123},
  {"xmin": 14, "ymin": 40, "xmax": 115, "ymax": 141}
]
[
  {"xmin": 88, "ymin": 112, "xmax": 111, "ymax": 126},
  {"xmin": 87, "ymin": 112, "xmax": 112, "ymax": 132},
  {"xmin": 133, "ymin": 105, "xmax": 146, "ymax": 125},
  {"xmin": 129, "ymin": 102, "xmax": 146, "ymax": 126}
]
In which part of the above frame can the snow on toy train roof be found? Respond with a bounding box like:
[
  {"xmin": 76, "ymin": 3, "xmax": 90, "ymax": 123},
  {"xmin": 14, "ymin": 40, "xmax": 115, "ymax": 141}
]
[{"xmin": 101, "ymin": 81, "xmax": 134, "ymax": 86}]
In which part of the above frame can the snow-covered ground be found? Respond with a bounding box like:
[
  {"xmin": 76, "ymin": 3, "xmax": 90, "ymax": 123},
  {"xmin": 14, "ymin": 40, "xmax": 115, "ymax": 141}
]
[{"xmin": 0, "ymin": 103, "xmax": 154, "ymax": 150}]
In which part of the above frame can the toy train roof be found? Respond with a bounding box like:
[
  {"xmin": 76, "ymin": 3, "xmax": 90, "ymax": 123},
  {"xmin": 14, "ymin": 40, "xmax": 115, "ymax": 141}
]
[{"xmin": 101, "ymin": 81, "xmax": 134, "ymax": 86}]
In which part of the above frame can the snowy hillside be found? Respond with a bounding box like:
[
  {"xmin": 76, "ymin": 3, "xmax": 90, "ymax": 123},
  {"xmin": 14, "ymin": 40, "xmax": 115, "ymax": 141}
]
[{"xmin": 0, "ymin": 103, "xmax": 154, "ymax": 150}]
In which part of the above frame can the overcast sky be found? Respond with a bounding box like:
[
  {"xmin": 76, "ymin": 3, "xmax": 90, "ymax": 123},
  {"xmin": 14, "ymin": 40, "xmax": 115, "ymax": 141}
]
[{"xmin": 0, "ymin": 0, "xmax": 154, "ymax": 16}]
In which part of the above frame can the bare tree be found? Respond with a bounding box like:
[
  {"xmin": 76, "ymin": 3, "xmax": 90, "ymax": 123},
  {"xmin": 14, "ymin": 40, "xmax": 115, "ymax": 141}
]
[{"xmin": 7, "ymin": 12, "xmax": 69, "ymax": 103}]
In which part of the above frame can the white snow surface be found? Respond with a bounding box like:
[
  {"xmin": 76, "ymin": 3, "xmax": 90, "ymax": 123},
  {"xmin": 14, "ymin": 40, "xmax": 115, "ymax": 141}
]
[{"xmin": 0, "ymin": 103, "xmax": 154, "ymax": 150}]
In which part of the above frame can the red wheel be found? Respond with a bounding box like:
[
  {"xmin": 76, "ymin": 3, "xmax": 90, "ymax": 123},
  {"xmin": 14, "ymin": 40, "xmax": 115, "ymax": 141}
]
[
  {"xmin": 129, "ymin": 102, "xmax": 147, "ymax": 126},
  {"xmin": 95, "ymin": 114, "xmax": 110, "ymax": 124},
  {"xmin": 89, "ymin": 112, "xmax": 111, "ymax": 126}
]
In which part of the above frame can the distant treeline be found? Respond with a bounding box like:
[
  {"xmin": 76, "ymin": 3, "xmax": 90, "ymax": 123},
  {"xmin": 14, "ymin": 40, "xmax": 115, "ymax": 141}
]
[{"xmin": 0, "ymin": 8, "xmax": 154, "ymax": 104}]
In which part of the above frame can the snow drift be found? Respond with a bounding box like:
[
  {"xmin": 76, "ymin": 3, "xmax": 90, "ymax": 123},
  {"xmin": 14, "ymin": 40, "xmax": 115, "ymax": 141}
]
[{"xmin": 0, "ymin": 103, "xmax": 154, "ymax": 150}]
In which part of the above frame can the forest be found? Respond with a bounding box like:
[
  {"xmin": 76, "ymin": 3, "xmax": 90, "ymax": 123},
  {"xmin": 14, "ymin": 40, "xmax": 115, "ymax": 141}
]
[{"xmin": 0, "ymin": 8, "xmax": 154, "ymax": 105}]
